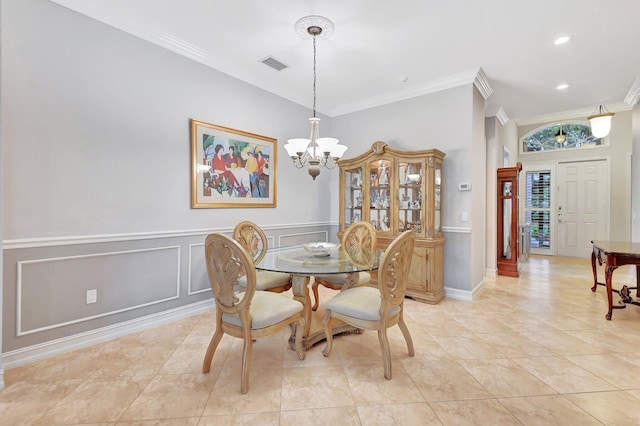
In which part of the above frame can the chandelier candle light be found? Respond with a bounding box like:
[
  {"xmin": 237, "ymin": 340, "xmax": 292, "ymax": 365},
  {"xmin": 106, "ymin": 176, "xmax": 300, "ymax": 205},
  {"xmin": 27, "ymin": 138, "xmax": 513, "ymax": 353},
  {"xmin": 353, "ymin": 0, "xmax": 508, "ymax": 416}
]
[
  {"xmin": 555, "ymin": 123, "xmax": 566, "ymax": 145},
  {"xmin": 284, "ymin": 16, "xmax": 347, "ymax": 180},
  {"xmin": 587, "ymin": 104, "xmax": 615, "ymax": 138}
]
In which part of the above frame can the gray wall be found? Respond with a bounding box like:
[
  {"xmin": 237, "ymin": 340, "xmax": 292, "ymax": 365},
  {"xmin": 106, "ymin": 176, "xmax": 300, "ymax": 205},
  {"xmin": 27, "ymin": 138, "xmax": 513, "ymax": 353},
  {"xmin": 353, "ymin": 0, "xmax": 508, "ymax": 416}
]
[
  {"xmin": 470, "ymin": 87, "xmax": 487, "ymax": 292},
  {"xmin": 633, "ymin": 104, "xmax": 640, "ymax": 242},
  {"xmin": 0, "ymin": 0, "xmax": 4, "ymax": 389},
  {"xmin": 0, "ymin": 0, "xmax": 337, "ymax": 364},
  {"xmin": 2, "ymin": 0, "xmax": 335, "ymax": 240},
  {"xmin": 330, "ymin": 85, "xmax": 486, "ymax": 294},
  {"xmin": 484, "ymin": 117, "xmax": 503, "ymax": 275}
]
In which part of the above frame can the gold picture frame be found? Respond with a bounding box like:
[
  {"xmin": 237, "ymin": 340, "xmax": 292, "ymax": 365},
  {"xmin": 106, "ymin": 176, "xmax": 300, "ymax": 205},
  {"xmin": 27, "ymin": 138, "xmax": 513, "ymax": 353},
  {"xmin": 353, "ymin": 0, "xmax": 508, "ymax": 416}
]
[{"xmin": 191, "ymin": 119, "xmax": 277, "ymax": 208}]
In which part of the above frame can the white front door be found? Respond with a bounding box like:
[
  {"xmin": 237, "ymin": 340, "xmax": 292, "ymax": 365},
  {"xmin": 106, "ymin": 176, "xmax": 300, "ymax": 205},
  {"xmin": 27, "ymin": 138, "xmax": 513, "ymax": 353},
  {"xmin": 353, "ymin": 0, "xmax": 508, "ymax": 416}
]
[{"xmin": 556, "ymin": 160, "xmax": 609, "ymax": 257}]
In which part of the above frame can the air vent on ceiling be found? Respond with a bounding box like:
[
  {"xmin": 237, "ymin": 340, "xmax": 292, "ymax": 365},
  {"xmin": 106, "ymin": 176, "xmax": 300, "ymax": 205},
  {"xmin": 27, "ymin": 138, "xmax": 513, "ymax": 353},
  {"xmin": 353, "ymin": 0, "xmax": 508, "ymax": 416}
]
[{"xmin": 261, "ymin": 56, "xmax": 288, "ymax": 71}]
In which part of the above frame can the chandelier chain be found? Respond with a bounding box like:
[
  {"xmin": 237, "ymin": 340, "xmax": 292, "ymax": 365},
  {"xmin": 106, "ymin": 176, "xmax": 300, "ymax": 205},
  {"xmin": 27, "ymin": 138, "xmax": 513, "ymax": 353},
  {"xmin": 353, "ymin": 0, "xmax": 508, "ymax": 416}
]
[{"xmin": 312, "ymin": 34, "xmax": 317, "ymax": 118}]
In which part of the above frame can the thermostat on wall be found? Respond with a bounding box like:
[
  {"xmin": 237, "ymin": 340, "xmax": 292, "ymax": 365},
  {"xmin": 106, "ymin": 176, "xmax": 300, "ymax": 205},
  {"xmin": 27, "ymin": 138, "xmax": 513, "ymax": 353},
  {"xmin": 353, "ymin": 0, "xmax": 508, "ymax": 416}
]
[{"xmin": 459, "ymin": 183, "xmax": 472, "ymax": 191}]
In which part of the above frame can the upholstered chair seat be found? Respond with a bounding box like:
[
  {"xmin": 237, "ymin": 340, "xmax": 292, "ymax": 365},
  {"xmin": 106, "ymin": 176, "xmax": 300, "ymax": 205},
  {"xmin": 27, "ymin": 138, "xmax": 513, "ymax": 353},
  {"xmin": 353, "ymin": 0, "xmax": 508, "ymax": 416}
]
[
  {"xmin": 324, "ymin": 286, "xmax": 400, "ymax": 321},
  {"xmin": 240, "ymin": 270, "xmax": 292, "ymax": 291},
  {"xmin": 221, "ymin": 291, "xmax": 303, "ymax": 329}
]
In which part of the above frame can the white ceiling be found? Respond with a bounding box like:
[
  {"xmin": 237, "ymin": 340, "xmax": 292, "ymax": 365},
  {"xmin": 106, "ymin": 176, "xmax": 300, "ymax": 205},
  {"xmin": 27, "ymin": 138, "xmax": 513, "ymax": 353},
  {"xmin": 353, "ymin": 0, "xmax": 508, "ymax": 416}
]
[{"xmin": 50, "ymin": 0, "xmax": 640, "ymax": 123}]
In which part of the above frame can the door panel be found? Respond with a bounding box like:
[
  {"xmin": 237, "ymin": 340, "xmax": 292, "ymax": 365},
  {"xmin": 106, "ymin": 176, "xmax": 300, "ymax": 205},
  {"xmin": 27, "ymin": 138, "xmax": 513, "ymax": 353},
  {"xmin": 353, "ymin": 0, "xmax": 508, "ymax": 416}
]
[{"xmin": 557, "ymin": 160, "xmax": 608, "ymax": 257}]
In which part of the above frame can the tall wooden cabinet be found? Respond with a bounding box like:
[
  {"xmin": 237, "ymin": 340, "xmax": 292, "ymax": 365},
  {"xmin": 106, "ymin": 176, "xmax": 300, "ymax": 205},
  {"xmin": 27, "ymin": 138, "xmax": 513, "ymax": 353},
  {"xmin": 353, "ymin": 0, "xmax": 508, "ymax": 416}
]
[
  {"xmin": 497, "ymin": 163, "xmax": 522, "ymax": 277},
  {"xmin": 338, "ymin": 141, "xmax": 445, "ymax": 304}
]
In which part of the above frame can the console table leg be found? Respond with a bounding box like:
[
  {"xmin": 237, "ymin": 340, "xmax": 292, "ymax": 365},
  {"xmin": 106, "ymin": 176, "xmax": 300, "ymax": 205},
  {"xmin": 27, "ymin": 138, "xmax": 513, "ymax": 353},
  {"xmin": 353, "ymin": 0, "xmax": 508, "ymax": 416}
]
[
  {"xmin": 591, "ymin": 250, "xmax": 598, "ymax": 292},
  {"xmin": 605, "ymin": 263, "xmax": 617, "ymax": 320}
]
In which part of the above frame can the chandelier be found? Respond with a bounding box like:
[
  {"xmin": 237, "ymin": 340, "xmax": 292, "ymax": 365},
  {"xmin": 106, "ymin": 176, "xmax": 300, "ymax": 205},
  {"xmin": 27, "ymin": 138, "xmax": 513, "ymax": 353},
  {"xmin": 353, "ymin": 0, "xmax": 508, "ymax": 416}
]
[
  {"xmin": 587, "ymin": 104, "xmax": 615, "ymax": 138},
  {"xmin": 284, "ymin": 16, "xmax": 347, "ymax": 180},
  {"xmin": 555, "ymin": 123, "xmax": 566, "ymax": 145}
]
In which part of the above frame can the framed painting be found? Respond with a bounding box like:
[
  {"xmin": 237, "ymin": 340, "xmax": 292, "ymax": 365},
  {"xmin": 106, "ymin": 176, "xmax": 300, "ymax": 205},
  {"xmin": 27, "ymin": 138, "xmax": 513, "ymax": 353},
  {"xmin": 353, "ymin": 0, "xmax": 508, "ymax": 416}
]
[{"xmin": 191, "ymin": 119, "xmax": 277, "ymax": 208}]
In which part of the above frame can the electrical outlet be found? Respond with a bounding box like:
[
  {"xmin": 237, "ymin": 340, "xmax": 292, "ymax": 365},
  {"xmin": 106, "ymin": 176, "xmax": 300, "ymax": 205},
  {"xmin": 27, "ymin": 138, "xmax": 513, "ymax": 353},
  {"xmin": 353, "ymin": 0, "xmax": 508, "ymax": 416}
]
[
  {"xmin": 86, "ymin": 289, "xmax": 97, "ymax": 304},
  {"xmin": 461, "ymin": 211, "xmax": 469, "ymax": 222}
]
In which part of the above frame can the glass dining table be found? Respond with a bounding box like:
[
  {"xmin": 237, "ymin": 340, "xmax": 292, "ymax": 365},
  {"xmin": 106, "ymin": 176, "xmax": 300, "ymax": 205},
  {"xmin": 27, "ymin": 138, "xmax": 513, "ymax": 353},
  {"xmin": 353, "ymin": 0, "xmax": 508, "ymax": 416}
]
[{"xmin": 255, "ymin": 244, "xmax": 382, "ymax": 350}]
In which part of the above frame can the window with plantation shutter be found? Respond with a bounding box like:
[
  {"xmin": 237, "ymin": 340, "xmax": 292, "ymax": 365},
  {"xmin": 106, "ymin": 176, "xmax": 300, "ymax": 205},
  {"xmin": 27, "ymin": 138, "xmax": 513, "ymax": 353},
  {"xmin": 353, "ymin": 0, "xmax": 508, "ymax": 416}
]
[{"xmin": 524, "ymin": 170, "xmax": 551, "ymax": 250}]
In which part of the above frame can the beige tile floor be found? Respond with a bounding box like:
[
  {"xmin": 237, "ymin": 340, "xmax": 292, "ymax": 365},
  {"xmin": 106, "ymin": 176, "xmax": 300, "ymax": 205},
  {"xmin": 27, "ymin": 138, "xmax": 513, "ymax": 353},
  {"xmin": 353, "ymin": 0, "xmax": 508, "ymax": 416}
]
[{"xmin": 3, "ymin": 255, "xmax": 640, "ymax": 425}]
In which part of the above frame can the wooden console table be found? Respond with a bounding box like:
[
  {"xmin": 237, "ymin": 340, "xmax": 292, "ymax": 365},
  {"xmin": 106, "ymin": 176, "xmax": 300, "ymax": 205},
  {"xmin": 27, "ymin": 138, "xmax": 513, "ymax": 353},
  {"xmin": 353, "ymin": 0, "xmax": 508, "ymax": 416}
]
[{"xmin": 591, "ymin": 240, "xmax": 640, "ymax": 320}]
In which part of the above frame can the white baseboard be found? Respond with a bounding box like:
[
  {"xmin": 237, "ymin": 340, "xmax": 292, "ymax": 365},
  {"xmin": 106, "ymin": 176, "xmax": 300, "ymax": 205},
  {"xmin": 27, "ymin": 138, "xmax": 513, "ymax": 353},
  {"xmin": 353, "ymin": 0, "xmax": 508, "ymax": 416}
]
[
  {"xmin": 1, "ymin": 299, "xmax": 215, "ymax": 370},
  {"xmin": 444, "ymin": 279, "xmax": 485, "ymax": 302}
]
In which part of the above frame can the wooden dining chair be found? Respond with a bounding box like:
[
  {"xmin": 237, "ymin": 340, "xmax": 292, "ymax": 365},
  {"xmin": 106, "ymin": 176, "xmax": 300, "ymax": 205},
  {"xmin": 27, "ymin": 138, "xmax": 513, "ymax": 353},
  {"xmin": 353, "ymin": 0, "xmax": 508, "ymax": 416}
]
[
  {"xmin": 202, "ymin": 233, "xmax": 304, "ymax": 394},
  {"xmin": 321, "ymin": 230, "xmax": 415, "ymax": 380},
  {"xmin": 233, "ymin": 221, "xmax": 292, "ymax": 293},
  {"xmin": 311, "ymin": 221, "xmax": 377, "ymax": 311}
]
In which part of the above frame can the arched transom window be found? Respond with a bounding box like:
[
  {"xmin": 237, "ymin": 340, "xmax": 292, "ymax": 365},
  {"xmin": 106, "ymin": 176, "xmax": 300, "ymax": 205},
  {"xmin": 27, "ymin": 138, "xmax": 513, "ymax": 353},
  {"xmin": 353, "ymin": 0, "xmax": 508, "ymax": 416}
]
[{"xmin": 521, "ymin": 122, "xmax": 606, "ymax": 153}]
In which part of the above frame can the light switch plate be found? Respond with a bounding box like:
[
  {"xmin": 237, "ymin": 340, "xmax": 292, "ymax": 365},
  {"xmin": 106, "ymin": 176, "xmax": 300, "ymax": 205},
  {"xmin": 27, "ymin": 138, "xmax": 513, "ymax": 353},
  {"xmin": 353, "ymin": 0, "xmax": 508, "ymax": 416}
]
[{"xmin": 86, "ymin": 289, "xmax": 97, "ymax": 304}]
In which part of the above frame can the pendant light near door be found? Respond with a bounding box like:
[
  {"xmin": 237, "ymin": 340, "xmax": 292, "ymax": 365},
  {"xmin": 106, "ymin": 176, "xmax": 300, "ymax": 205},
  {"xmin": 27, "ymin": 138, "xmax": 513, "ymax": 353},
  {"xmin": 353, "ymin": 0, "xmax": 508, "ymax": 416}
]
[{"xmin": 587, "ymin": 105, "xmax": 615, "ymax": 138}]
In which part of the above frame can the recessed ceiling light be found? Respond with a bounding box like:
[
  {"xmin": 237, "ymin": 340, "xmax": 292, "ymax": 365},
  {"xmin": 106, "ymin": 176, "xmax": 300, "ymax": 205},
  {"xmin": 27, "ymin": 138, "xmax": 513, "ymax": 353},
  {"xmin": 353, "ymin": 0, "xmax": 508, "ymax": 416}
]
[
  {"xmin": 554, "ymin": 36, "xmax": 571, "ymax": 45},
  {"xmin": 556, "ymin": 83, "xmax": 569, "ymax": 90}
]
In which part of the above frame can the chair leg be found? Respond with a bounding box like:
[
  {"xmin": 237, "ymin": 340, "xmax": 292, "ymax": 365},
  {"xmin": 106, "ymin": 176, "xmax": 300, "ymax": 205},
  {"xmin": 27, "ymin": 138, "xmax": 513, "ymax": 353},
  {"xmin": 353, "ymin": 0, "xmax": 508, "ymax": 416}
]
[
  {"xmin": 202, "ymin": 329, "xmax": 223, "ymax": 373},
  {"xmin": 321, "ymin": 311, "xmax": 334, "ymax": 357},
  {"xmin": 240, "ymin": 331, "xmax": 254, "ymax": 394},
  {"xmin": 311, "ymin": 280, "xmax": 320, "ymax": 311},
  {"xmin": 239, "ymin": 310, "xmax": 254, "ymax": 394},
  {"xmin": 398, "ymin": 311, "xmax": 415, "ymax": 357},
  {"xmin": 378, "ymin": 328, "xmax": 392, "ymax": 380},
  {"xmin": 203, "ymin": 312, "xmax": 224, "ymax": 373}
]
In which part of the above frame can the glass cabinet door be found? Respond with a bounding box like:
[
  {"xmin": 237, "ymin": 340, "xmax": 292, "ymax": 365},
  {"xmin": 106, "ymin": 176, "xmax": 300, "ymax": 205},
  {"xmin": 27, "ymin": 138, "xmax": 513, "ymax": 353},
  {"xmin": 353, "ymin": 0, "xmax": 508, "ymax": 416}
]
[
  {"xmin": 344, "ymin": 167, "xmax": 363, "ymax": 227},
  {"xmin": 501, "ymin": 181, "xmax": 513, "ymax": 259},
  {"xmin": 397, "ymin": 160, "xmax": 423, "ymax": 234},
  {"xmin": 435, "ymin": 162, "xmax": 442, "ymax": 233},
  {"xmin": 368, "ymin": 159, "xmax": 391, "ymax": 232}
]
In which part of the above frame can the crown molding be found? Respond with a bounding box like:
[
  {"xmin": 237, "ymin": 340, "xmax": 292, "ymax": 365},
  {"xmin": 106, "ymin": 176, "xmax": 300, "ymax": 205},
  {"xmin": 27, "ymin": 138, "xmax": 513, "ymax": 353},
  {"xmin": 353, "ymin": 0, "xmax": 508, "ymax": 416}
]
[
  {"xmin": 329, "ymin": 68, "xmax": 488, "ymax": 117},
  {"xmin": 624, "ymin": 75, "xmax": 640, "ymax": 106},
  {"xmin": 495, "ymin": 107, "xmax": 509, "ymax": 125},
  {"xmin": 473, "ymin": 67, "xmax": 493, "ymax": 100},
  {"xmin": 514, "ymin": 101, "xmax": 632, "ymax": 126}
]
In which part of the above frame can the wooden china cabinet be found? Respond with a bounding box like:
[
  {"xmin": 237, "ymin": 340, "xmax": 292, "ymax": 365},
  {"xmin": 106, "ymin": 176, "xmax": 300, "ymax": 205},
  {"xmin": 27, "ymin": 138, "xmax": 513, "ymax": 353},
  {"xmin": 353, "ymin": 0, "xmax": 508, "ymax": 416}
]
[{"xmin": 338, "ymin": 141, "xmax": 445, "ymax": 304}]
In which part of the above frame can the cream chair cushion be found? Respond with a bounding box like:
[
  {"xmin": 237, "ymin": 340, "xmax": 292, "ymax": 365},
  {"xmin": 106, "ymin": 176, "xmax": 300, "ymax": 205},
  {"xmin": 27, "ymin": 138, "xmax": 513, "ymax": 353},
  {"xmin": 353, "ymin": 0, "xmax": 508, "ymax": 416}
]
[
  {"xmin": 222, "ymin": 291, "xmax": 303, "ymax": 329},
  {"xmin": 324, "ymin": 286, "xmax": 400, "ymax": 321},
  {"xmin": 239, "ymin": 270, "xmax": 291, "ymax": 291},
  {"xmin": 313, "ymin": 271, "xmax": 371, "ymax": 285}
]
